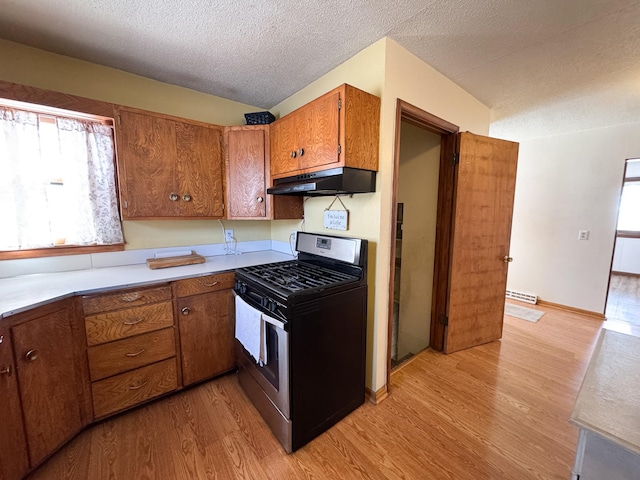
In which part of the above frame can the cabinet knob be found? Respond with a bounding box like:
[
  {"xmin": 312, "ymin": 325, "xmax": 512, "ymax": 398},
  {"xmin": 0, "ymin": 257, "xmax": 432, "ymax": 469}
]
[
  {"xmin": 169, "ymin": 193, "xmax": 179, "ymax": 201},
  {"xmin": 25, "ymin": 350, "xmax": 38, "ymax": 362},
  {"xmin": 290, "ymin": 151, "xmax": 297, "ymax": 158},
  {"xmin": 503, "ymin": 256, "xmax": 513, "ymax": 263},
  {"xmin": 181, "ymin": 306, "xmax": 191, "ymax": 315},
  {"xmin": 297, "ymin": 148, "xmax": 304, "ymax": 157},
  {"xmin": 257, "ymin": 196, "xmax": 264, "ymax": 203},
  {"xmin": 182, "ymin": 194, "xmax": 192, "ymax": 202},
  {"xmin": 0, "ymin": 366, "xmax": 11, "ymax": 376},
  {"xmin": 0, "ymin": 334, "xmax": 3, "ymax": 344}
]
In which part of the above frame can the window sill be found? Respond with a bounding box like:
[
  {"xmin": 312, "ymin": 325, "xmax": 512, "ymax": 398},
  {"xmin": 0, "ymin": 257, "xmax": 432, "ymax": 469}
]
[
  {"xmin": 616, "ymin": 231, "xmax": 640, "ymax": 239},
  {"xmin": 0, "ymin": 243, "xmax": 125, "ymax": 261}
]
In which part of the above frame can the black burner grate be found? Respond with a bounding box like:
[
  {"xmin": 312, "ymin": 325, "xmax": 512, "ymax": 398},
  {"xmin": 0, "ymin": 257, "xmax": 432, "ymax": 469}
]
[{"xmin": 240, "ymin": 261, "xmax": 358, "ymax": 293}]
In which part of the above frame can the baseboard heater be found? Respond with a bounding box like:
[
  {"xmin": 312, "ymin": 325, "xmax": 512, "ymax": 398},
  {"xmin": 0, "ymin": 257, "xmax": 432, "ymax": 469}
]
[{"xmin": 505, "ymin": 289, "xmax": 538, "ymax": 305}]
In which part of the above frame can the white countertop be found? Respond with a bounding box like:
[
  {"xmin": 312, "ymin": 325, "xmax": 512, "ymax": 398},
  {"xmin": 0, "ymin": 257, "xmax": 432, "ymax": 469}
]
[
  {"xmin": 570, "ymin": 329, "xmax": 640, "ymax": 455},
  {"xmin": 0, "ymin": 250, "xmax": 293, "ymax": 318}
]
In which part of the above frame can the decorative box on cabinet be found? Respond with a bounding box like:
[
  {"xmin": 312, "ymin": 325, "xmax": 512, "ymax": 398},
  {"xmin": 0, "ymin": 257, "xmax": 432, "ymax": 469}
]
[
  {"xmin": 270, "ymin": 83, "xmax": 380, "ymax": 179},
  {"xmin": 225, "ymin": 125, "xmax": 303, "ymax": 219},
  {"xmin": 174, "ymin": 272, "xmax": 236, "ymax": 386},
  {"xmin": 115, "ymin": 106, "xmax": 225, "ymax": 219},
  {"xmin": 82, "ymin": 285, "xmax": 178, "ymax": 418}
]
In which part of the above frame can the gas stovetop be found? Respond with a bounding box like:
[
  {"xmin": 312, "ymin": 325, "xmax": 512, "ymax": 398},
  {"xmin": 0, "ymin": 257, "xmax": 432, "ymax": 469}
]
[{"xmin": 237, "ymin": 260, "xmax": 360, "ymax": 295}]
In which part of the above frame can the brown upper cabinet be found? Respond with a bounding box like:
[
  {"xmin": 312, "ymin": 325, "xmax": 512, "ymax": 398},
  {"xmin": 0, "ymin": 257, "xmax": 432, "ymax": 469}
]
[
  {"xmin": 270, "ymin": 84, "xmax": 380, "ymax": 179},
  {"xmin": 115, "ymin": 107, "xmax": 225, "ymax": 219},
  {"xmin": 225, "ymin": 125, "xmax": 303, "ymax": 220}
]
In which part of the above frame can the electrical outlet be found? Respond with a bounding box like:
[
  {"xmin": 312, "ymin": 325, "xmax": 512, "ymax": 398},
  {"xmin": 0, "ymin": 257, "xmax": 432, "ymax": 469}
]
[
  {"xmin": 291, "ymin": 231, "xmax": 297, "ymax": 246},
  {"xmin": 578, "ymin": 230, "xmax": 589, "ymax": 241},
  {"xmin": 225, "ymin": 229, "xmax": 234, "ymax": 242}
]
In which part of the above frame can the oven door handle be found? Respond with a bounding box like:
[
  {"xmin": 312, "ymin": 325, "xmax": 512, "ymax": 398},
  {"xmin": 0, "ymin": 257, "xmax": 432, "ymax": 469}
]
[{"xmin": 233, "ymin": 291, "xmax": 286, "ymax": 330}]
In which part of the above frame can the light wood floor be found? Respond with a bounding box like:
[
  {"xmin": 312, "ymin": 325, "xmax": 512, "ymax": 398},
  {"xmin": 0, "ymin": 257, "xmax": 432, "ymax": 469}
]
[
  {"xmin": 606, "ymin": 273, "xmax": 640, "ymax": 325},
  {"xmin": 28, "ymin": 305, "xmax": 613, "ymax": 480}
]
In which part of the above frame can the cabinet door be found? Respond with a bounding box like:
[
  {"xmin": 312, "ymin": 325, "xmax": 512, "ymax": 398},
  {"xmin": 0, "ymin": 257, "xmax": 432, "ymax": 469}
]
[
  {"xmin": 116, "ymin": 110, "xmax": 179, "ymax": 218},
  {"xmin": 297, "ymin": 91, "xmax": 340, "ymax": 171},
  {"xmin": 270, "ymin": 111, "xmax": 300, "ymax": 177},
  {"xmin": 177, "ymin": 289, "xmax": 234, "ymax": 386},
  {"xmin": 226, "ymin": 127, "xmax": 268, "ymax": 218},
  {"xmin": 12, "ymin": 307, "xmax": 84, "ymax": 467},
  {"xmin": 176, "ymin": 122, "xmax": 224, "ymax": 217},
  {"xmin": 0, "ymin": 328, "xmax": 29, "ymax": 480}
]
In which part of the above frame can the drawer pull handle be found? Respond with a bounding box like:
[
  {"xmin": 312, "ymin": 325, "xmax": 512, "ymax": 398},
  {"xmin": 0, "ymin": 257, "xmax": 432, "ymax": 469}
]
[
  {"xmin": 123, "ymin": 318, "xmax": 144, "ymax": 326},
  {"xmin": 129, "ymin": 381, "xmax": 148, "ymax": 390},
  {"xmin": 25, "ymin": 350, "xmax": 38, "ymax": 362},
  {"xmin": 121, "ymin": 293, "xmax": 142, "ymax": 302},
  {"xmin": 125, "ymin": 348, "xmax": 146, "ymax": 357},
  {"xmin": 203, "ymin": 281, "xmax": 219, "ymax": 287},
  {"xmin": 0, "ymin": 366, "xmax": 11, "ymax": 376}
]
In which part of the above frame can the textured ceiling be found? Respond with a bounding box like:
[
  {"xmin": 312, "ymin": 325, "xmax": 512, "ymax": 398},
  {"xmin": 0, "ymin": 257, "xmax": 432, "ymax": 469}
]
[{"xmin": 1, "ymin": 0, "xmax": 638, "ymax": 140}]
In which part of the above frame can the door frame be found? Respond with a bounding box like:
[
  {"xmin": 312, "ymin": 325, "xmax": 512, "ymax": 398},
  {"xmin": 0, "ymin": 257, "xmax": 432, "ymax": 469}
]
[
  {"xmin": 605, "ymin": 158, "xmax": 639, "ymax": 317},
  {"xmin": 386, "ymin": 99, "xmax": 458, "ymax": 389}
]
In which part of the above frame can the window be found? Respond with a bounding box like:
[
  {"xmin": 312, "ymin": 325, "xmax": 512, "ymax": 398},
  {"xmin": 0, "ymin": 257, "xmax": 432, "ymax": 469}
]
[
  {"xmin": 617, "ymin": 158, "xmax": 640, "ymax": 235},
  {"xmin": 0, "ymin": 101, "xmax": 124, "ymax": 257}
]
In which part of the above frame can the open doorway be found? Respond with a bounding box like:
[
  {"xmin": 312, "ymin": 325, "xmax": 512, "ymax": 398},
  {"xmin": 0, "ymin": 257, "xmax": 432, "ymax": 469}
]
[
  {"xmin": 387, "ymin": 100, "xmax": 458, "ymax": 376},
  {"xmin": 390, "ymin": 122, "xmax": 441, "ymax": 368},
  {"xmin": 606, "ymin": 158, "xmax": 640, "ymax": 326}
]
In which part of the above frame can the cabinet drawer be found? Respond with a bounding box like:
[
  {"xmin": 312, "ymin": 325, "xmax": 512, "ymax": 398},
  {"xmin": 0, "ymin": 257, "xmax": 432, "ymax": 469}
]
[
  {"xmin": 85, "ymin": 301, "xmax": 174, "ymax": 346},
  {"xmin": 82, "ymin": 286, "xmax": 172, "ymax": 315},
  {"xmin": 175, "ymin": 272, "xmax": 235, "ymax": 297},
  {"xmin": 87, "ymin": 328, "xmax": 176, "ymax": 381},
  {"xmin": 91, "ymin": 358, "xmax": 177, "ymax": 418}
]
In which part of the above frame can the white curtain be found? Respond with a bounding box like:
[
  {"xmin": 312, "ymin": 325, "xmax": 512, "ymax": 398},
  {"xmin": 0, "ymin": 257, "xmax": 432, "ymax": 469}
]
[{"xmin": 0, "ymin": 107, "xmax": 123, "ymax": 250}]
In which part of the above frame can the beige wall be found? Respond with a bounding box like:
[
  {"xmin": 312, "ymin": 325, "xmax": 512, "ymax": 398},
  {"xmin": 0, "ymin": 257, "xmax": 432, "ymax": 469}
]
[
  {"xmin": 271, "ymin": 37, "xmax": 491, "ymax": 391},
  {"xmin": 0, "ymin": 38, "xmax": 270, "ymax": 250},
  {"xmin": 396, "ymin": 122, "xmax": 440, "ymax": 359}
]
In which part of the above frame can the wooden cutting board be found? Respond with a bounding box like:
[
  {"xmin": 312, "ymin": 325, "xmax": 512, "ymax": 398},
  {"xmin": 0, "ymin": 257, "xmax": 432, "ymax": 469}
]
[{"xmin": 146, "ymin": 254, "xmax": 205, "ymax": 269}]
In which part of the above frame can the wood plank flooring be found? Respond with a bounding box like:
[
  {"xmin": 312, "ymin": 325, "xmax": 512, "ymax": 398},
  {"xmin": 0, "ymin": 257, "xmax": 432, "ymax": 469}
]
[
  {"xmin": 28, "ymin": 304, "xmax": 611, "ymax": 480},
  {"xmin": 606, "ymin": 273, "xmax": 640, "ymax": 325}
]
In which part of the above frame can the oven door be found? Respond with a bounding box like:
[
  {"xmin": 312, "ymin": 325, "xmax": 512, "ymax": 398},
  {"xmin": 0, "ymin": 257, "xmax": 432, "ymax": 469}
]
[{"xmin": 234, "ymin": 292, "xmax": 289, "ymax": 418}]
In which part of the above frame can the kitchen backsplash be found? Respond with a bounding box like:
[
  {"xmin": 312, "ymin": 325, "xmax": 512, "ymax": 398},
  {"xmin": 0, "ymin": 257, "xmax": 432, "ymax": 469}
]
[{"xmin": 0, "ymin": 240, "xmax": 294, "ymax": 279}]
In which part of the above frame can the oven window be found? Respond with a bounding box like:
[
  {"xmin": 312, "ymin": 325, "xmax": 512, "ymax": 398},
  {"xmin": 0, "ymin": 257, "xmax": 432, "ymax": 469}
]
[{"xmin": 261, "ymin": 323, "xmax": 280, "ymax": 390}]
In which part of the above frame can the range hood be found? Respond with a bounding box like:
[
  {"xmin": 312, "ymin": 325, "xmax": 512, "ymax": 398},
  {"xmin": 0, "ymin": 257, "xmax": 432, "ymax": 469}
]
[{"xmin": 267, "ymin": 167, "xmax": 376, "ymax": 196}]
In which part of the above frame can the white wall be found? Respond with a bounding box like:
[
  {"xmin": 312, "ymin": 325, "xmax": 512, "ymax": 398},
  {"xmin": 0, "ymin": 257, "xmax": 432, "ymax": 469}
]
[
  {"xmin": 505, "ymin": 121, "xmax": 640, "ymax": 313},
  {"xmin": 613, "ymin": 238, "xmax": 640, "ymax": 274}
]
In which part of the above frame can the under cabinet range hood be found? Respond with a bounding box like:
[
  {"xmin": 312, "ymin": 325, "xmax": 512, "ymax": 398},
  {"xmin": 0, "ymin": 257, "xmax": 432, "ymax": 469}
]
[{"xmin": 267, "ymin": 167, "xmax": 376, "ymax": 196}]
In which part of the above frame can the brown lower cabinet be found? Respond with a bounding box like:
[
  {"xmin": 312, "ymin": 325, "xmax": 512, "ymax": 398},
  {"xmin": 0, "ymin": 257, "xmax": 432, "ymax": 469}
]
[
  {"xmin": 2, "ymin": 299, "xmax": 89, "ymax": 478},
  {"xmin": 175, "ymin": 272, "xmax": 236, "ymax": 386},
  {"xmin": 0, "ymin": 274, "xmax": 236, "ymax": 479},
  {"xmin": 0, "ymin": 326, "xmax": 29, "ymax": 480}
]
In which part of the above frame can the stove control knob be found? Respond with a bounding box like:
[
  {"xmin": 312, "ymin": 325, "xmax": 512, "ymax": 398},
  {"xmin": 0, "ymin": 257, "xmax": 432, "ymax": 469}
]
[
  {"xmin": 239, "ymin": 282, "xmax": 247, "ymax": 294},
  {"xmin": 268, "ymin": 300, "xmax": 277, "ymax": 312}
]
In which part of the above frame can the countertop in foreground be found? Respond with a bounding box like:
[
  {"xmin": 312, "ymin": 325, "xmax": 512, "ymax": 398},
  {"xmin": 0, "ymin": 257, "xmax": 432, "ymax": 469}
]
[{"xmin": 0, "ymin": 250, "xmax": 293, "ymax": 318}]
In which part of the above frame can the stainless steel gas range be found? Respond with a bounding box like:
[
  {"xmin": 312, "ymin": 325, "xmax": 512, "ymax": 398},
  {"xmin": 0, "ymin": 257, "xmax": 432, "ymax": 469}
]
[{"xmin": 233, "ymin": 231, "xmax": 368, "ymax": 453}]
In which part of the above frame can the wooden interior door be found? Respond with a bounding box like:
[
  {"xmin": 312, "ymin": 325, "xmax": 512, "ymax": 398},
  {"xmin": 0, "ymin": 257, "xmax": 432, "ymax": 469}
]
[{"xmin": 444, "ymin": 132, "xmax": 519, "ymax": 353}]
